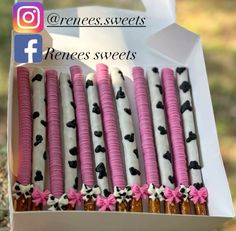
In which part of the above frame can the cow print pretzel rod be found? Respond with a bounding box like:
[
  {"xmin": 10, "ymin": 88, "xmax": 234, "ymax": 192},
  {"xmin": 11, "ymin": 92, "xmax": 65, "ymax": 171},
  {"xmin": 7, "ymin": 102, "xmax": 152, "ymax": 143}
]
[
  {"xmin": 96, "ymin": 64, "xmax": 129, "ymax": 212},
  {"xmin": 59, "ymin": 72, "xmax": 80, "ymax": 210},
  {"xmin": 70, "ymin": 66, "xmax": 99, "ymax": 211},
  {"xmin": 31, "ymin": 68, "xmax": 49, "ymax": 211},
  {"xmin": 111, "ymin": 68, "xmax": 145, "ymax": 212},
  {"xmin": 132, "ymin": 66, "xmax": 161, "ymax": 213},
  {"xmin": 176, "ymin": 67, "xmax": 208, "ymax": 215},
  {"xmin": 162, "ymin": 68, "xmax": 191, "ymax": 214},
  {"xmin": 147, "ymin": 67, "xmax": 177, "ymax": 214},
  {"xmin": 86, "ymin": 73, "xmax": 115, "ymax": 211},
  {"xmin": 46, "ymin": 70, "xmax": 68, "ymax": 211},
  {"xmin": 13, "ymin": 67, "xmax": 33, "ymax": 211}
]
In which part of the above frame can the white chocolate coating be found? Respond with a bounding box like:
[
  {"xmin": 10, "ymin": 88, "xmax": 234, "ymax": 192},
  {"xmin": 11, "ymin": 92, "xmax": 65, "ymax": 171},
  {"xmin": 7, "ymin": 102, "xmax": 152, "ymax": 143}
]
[
  {"xmin": 176, "ymin": 68, "xmax": 203, "ymax": 186},
  {"xmin": 32, "ymin": 68, "xmax": 46, "ymax": 190},
  {"xmin": 59, "ymin": 73, "xmax": 78, "ymax": 192},
  {"xmin": 111, "ymin": 68, "xmax": 141, "ymax": 186},
  {"xmin": 147, "ymin": 68, "xmax": 175, "ymax": 188},
  {"xmin": 86, "ymin": 73, "xmax": 110, "ymax": 196}
]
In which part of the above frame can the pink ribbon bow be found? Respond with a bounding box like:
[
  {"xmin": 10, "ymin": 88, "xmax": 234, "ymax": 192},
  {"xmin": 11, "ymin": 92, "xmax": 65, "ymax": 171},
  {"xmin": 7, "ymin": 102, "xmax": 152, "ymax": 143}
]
[
  {"xmin": 189, "ymin": 186, "xmax": 208, "ymax": 204},
  {"xmin": 32, "ymin": 188, "xmax": 50, "ymax": 206},
  {"xmin": 164, "ymin": 187, "xmax": 181, "ymax": 204},
  {"xmin": 67, "ymin": 188, "xmax": 83, "ymax": 207},
  {"xmin": 132, "ymin": 184, "xmax": 149, "ymax": 201},
  {"xmin": 96, "ymin": 194, "xmax": 116, "ymax": 211}
]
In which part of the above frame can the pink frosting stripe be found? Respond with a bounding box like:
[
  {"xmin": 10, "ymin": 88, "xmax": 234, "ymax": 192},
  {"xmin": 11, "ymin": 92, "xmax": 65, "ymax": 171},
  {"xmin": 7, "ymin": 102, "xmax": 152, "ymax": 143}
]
[
  {"xmin": 96, "ymin": 63, "xmax": 126, "ymax": 189},
  {"xmin": 72, "ymin": 73, "xmax": 95, "ymax": 187},
  {"xmin": 70, "ymin": 65, "xmax": 82, "ymax": 77},
  {"xmin": 46, "ymin": 70, "xmax": 64, "ymax": 197},
  {"xmin": 17, "ymin": 67, "xmax": 32, "ymax": 185},
  {"xmin": 162, "ymin": 68, "xmax": 189, "ymax": 186},
  {"xmin": 132, "ymin": 66, "xmax": 160, "ymax": 187}
]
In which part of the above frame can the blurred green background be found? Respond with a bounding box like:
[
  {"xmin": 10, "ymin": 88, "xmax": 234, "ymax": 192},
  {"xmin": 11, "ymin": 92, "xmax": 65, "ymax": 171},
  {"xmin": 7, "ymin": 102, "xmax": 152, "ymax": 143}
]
[{"xmin": 0, "ymin": 0, "xmax": 235, "ymax": 230}]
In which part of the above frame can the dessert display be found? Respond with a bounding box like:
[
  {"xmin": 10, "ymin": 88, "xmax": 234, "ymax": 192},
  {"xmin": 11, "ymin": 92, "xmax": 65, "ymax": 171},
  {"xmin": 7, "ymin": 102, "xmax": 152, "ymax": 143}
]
[{"xmin": 13, "ymin": 65, "xmax": 208, "ymax": 215}]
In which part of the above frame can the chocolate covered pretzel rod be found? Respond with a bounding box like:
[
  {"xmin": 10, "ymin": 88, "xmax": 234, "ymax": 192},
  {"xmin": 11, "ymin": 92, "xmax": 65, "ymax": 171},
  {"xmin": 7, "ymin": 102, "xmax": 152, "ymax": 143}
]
[
  {"xmin": 147, "ymin": 67, "xmax": 177, "ymax": 214},
  {"xmin": 13, "ymin": 67, "xmax": 33, "ymax": 211},
  {"xmin": 176, "ymin": 67, "xmax": 208, "ymax": 215},
  {"xmin": 31, "ymin": 68, "xmax": 49, "ymax": 210},
  {"xmin": 111, "ymin": 68, "xmax": 145, "ymax": 212},
  {"xmin": 96, "ymin": 64, "xmax": 130, "ymax": 212},
  {"xmin": 86, "ymin": 73, "xmax": 116, "ymax": 211},
  {"xmin": 162, "ymin": 68, "xmax": 191, "ymax": 214},
  {"xmin": 59, "ymin": 72, "xmax": 80, "ymax": 210},
  {"xmin": 71, "ymin": 67, "xmax": 99, "ymax": 211},
  {"xmin": 46, "ymin": 70, "xmax": 68, "ymax": 211},
  {"xmin": 132, "ymin": 66, "xmax": 161, "ymax": 213}
]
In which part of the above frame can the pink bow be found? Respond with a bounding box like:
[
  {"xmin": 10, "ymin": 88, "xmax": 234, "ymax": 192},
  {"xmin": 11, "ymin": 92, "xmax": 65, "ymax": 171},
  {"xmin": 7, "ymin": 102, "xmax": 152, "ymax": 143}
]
[
  {"xmin": 132, "ymin": 184, "xmax": 149, "ymax": 201},
  {"xmin": 67, "ymin": 188, "xmax": 82, "ymax": 207},
  {"xmin": 164, "ymin": 187, "xmax": 181, "ymax": 203},
  {"xmin": 32, "ymin": 188, "xmax": 50, "ymax": 206},
  {"xmin": 96, "ymin": 194, "xmax": 116, "ymax": 211},
  {"xmin": 190, "ymin": 186, "xmax": 208, "ymax": 204}
]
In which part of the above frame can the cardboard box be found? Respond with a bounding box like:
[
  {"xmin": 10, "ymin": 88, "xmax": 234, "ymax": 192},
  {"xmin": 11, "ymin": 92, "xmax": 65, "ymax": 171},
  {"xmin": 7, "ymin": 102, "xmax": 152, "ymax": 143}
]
[{"xmin": 7, "ymin": 0, "xmax": 235, "ymax": 230}]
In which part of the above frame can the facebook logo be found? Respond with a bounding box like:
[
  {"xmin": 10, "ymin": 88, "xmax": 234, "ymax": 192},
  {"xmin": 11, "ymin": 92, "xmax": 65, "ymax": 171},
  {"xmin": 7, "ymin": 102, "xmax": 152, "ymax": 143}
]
[{"xmin": 14, "ymin": 34, "xmax": 42, "ymax": 63}]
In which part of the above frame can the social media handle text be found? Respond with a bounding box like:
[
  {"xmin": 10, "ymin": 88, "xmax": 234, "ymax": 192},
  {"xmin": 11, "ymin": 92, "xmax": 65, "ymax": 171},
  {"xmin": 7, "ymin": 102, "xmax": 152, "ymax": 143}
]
[{"xmin": 45, "ymin": 47, "xmax": 137, "ymax": 61}]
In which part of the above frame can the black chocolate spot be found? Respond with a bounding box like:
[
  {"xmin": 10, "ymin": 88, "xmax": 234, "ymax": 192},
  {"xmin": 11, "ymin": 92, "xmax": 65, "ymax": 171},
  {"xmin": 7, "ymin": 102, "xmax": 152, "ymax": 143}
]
[
  {"xmin": 70, "ymin": 101, "xmax": 76, "ymax": 109},
  {"xmin": 176, "ymin": 67, "xmax": 186, "ymax": 75},
  {"xmin": 86, "ymin": 79, "xmax": 93, "ymax": 89},
  {"xmin": 180, "ymin": 81, "xmax": 191, "ymax": 93},
  {"xmin": 124, "ymin": 133, "xmax": 134, "ymax": 142},
  {"xmin": 118, "ymin": 70, "xmax": 125, "ymax": 80},
  {"xmin": 34, "ymin": 135, "xmax": 43, "ymax": 146},
  {"xmin": 73, "ymin": 176, "xmax": 78, "ymax": 190},
  {"xmin": 95, "ymin": 162, "xmax": 107, "ymax": 179},
  {"xmin": 168, "ymin": 175, "xmax": 175, "ymax": 184},
  {"xmin": 68, "ymin": 160, "xmax": 77, "ymax": 168},
  {"xmin": 156, "ymin": 101, "xmax": 164, "ymax": 109},
  {"xmin": 43, "ymin": 151, "xmax": 47, "ymax": 160},
  {"xmin": 40, "ymin": 120, "xmax": 47, "ymax": 127},
  {"xmin": 124, "ymin": 108, "xmax": 131, "ymax": 115},
  {"xmin": 116, "ymin": 87, "xmax": 125, "ymax": 100},
  {"xmin": 66, "ymin": 119, "xmax": 76, "ymax": 128},
  {"xmin": 32, "ymin": 74, "xmax": 43, "ymax": 82},
  {"xmin": 158, "ymin": 126, "xmax": 167, "ymax": 135},
  {"xmin": 186, "ymin": 131, "xmax": 197, "ymax": 143},
  {"xmin": 163, "ymin": 151, "xmax": 171, "ymax": 163},
  {"xmin": 94, "ymin": 131, "xmax": 103, "ymax": 137},
  {"xmin": 152, "ymin": 67, "xmax": 159, "ymax": 73},
  {"xmin": 180, "ymin": 100, "xmax": 192, "ymax": 114},
  {"xmin": 33, "ymin": 112, "xmax": 40, "ymax": 119},
  {"xmin": 92, "ymin": 103, "xmax": 100, "ymax": 114},
  {"xmin": 155, "ymin": 84, "xmax": 163, "ymax": 95},
  {"xmin": 129, "ymin": 167, "xmax": 141, "ymax": 176},
  {"xmin": 69, "ymin": 147, "xmax": 77, "ymax": 156},
  {"xmin": 68, "ymin": 79, "xmax": 73, "ymax": 89},
  {"xmin": 95, "ymin": 145, "xmax": 106, "ymax": 153},
  {"xmin": 133, "ymin": 149, "xmax": 139, "ymax": 159},
  {"xmin": 34, "ymin": 170, "xmax": 43, "ymax": 181},
  {"xmin": 189, "ymin": 161, "xmax": 201, "ymax": 170}
]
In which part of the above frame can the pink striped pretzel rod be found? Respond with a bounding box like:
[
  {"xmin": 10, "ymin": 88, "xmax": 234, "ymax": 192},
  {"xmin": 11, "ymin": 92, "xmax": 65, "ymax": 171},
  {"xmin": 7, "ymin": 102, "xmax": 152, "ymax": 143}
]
[
  {"xmin": 132, "ymin": 66, "xmax": 161, "ymax": 213},
  {"xmin": 13, "ymin": 67, "xmax": 33, "ymax": 211},
  {"xmin": 70, "ymin": 66, "xmax": 99, "ymax": 211},
  {"xmin": 96, "ymin": 64, "xmax": 129, "ymax": 212},
  {"xmin": 162, "ymin": 68, "xmax": 191, "ymax": 214},
  {"xmin": 46, "ymin": 70, "xmax": 67, "ymax": 211}
]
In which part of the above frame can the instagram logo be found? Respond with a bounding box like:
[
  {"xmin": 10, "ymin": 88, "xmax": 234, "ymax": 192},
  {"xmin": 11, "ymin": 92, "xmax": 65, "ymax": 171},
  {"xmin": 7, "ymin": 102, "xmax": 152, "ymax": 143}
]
[{"xmin": 13, "ymin": 2, "xmax": 44, "ymax": 33}]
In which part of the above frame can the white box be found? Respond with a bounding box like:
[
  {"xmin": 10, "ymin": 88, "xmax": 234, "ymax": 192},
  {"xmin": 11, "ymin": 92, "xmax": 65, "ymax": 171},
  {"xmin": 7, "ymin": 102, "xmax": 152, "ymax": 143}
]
[{"xmin": 8, "ymin": 1, "xmax": 234, "ymax": 231}]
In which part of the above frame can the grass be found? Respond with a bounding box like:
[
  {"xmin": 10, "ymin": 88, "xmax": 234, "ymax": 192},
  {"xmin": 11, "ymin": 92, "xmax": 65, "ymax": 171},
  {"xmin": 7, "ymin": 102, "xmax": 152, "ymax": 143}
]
[{"xmin": 0, "ymin": 0, "xmax": 236, "ymax": 230}]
